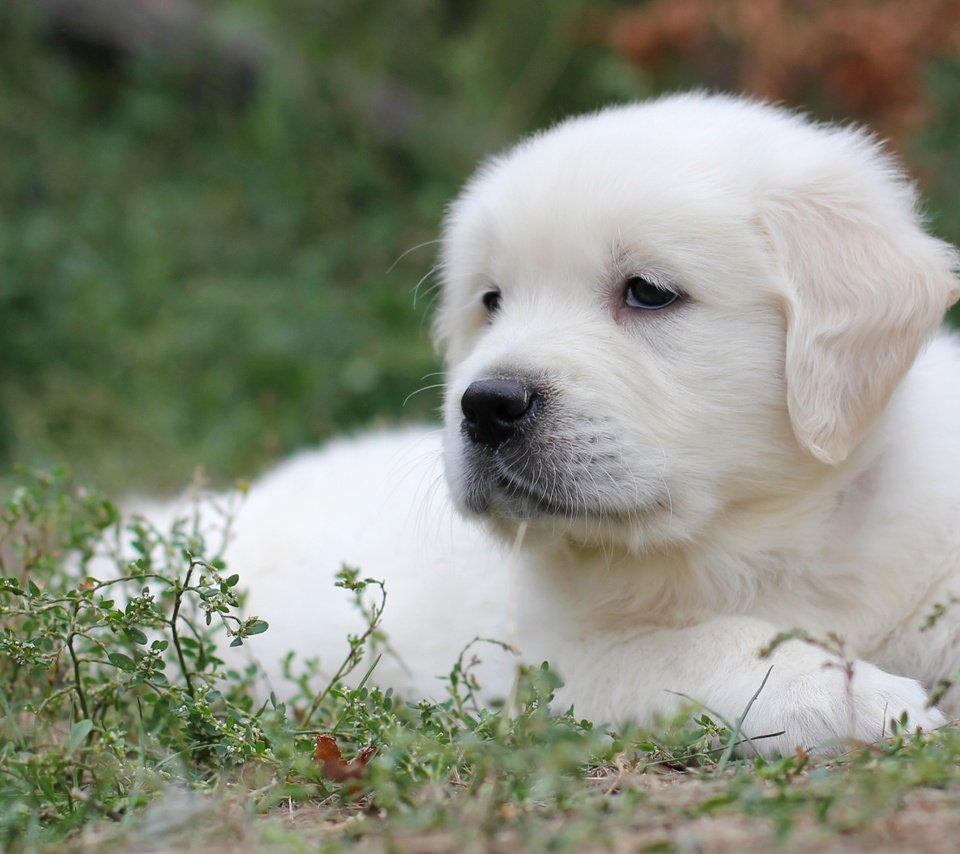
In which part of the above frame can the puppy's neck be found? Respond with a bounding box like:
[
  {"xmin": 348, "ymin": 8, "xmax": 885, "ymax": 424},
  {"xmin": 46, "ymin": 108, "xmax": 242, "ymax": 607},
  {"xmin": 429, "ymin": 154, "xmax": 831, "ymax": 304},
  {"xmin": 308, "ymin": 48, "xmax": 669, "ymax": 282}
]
[{"xmin": 518, "ymin": 422, "xmax": 893, "ymax": 630}]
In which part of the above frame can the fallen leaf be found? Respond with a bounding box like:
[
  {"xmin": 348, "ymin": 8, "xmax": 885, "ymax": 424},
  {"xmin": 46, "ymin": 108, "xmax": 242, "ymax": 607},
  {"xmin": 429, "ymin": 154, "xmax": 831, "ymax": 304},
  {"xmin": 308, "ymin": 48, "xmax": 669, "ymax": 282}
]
[
  {"xmin": 314, "ymin": 734, "xmax": 343, "ymax": 768},
  {"xmin": 314, "ymin": 734, "xmax": 377, "ymax": 793}
]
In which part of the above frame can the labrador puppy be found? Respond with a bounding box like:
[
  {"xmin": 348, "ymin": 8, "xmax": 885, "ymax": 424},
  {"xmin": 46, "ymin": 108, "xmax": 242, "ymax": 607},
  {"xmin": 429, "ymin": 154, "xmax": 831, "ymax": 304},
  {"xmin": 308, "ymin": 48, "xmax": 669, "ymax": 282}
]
[{"xmin": 215, "ymin": 93, "xmax": 960, "ymax": 754}]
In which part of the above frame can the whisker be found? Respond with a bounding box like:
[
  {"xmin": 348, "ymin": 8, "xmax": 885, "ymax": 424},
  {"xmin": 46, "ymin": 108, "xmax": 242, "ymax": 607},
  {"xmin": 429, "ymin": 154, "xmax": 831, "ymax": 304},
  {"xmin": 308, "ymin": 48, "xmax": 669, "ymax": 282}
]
[
  {"xmin": 403, "ymin": 383, "xmax": 446, "ymax": 407},
  {"xmin": 412, "ymin": 264, "xmax": 443, "ymax": 307},
  {"xmin": 388, "ymin": 238, "xmax": 442, "ymax": 274},
  {"xmin": 415, "ymin": 272, "xmax": 445, "ymax": 307}
]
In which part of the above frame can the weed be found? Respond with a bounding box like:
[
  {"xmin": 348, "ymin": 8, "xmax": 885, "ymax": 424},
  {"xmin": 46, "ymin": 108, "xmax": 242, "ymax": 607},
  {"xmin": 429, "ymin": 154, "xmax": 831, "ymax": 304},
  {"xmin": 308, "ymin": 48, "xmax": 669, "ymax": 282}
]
[{"xmin": 2, "ymin": 470, "xmax": 959, "ymax": 853}]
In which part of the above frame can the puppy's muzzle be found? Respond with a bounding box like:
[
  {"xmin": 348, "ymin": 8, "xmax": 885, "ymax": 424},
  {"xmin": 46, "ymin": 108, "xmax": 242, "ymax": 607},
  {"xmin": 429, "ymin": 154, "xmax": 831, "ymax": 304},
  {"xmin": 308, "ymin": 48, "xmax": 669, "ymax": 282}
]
[{"xmin": 460, "ymin": 378, "xmax": 538, "ymax": 449}]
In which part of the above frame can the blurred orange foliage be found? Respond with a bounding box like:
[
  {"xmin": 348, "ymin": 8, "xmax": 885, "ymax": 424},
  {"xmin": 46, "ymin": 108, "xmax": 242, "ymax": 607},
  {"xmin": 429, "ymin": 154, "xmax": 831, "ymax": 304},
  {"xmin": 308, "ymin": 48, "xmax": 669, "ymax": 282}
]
[{"xmin": 601, "ymin": 0, "xmax": 960, "ymax": 141}]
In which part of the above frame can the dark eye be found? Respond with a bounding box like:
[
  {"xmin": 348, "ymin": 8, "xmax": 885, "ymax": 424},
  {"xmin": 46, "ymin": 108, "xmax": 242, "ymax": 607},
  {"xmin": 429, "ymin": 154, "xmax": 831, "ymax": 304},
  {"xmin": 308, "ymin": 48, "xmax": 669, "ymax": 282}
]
[
  {"xmin": 482, "ymin": 289, "xmax": 501, "ymax": 313},
  {"xmin": 624, "ymin": 276, "xmax": 680, "ymax": 310}
]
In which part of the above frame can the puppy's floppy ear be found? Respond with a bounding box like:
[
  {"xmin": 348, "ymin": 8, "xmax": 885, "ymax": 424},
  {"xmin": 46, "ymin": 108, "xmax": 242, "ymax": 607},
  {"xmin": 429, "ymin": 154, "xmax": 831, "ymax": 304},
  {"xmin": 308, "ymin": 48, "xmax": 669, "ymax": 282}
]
[{"xmin": 758, "ymin": 133, "xmax": 960, "ymax": 465}]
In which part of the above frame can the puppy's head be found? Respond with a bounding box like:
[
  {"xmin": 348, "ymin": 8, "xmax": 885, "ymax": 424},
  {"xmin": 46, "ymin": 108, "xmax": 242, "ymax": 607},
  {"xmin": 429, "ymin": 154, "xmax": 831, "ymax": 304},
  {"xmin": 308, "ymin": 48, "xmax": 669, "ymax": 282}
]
[{"xmin": 435, "ymin": 93, "xmax": 959, "ymax": 552}]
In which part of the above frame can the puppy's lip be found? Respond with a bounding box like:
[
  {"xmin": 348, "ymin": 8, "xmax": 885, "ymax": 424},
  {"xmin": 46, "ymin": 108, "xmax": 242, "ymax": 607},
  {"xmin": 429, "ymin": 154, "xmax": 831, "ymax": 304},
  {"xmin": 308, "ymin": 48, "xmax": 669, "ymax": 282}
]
[
  {"xmin": 454, "ymin": 438, "xmax": 666, "ymax": 524},
  {"xmin": 493, "ymin": 472, "xmax": 572, "ymax": 518},
  {"xmin": 488, "ymin": 470, "xmax": 636, "ymax": 523},
  {"xmin": 459, "ymin": 460, "xmax": 567, "ymax": 518}
]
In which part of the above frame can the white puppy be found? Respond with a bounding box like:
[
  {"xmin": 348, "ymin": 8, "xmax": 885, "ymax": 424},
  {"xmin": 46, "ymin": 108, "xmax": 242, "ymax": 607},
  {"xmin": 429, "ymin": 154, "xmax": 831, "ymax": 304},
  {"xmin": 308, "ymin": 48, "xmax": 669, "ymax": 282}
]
[{"xmin": 212, "ymin": 93, "xmax": 960, "ymax": 755}]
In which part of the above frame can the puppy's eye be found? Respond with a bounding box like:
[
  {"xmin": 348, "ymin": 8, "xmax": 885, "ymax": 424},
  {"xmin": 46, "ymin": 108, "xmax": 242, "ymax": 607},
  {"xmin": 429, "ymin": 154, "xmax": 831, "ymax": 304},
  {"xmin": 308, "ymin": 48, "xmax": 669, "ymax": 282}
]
[
  {"xmin": 482, "ymin": 289, "xmax": 502, "ymax": 314},
  {"xmin": 624, "ymin": 276, "xmax": 681, "ymax": 310}
]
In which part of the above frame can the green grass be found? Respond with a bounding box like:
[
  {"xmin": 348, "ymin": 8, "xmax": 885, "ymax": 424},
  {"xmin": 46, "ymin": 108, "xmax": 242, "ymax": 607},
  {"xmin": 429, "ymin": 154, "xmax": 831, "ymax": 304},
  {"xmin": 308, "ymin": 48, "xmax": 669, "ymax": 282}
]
[
  {"xmin": 0, "ymin": 0, "xmax": 647, "ymax": 493},
  {"xmin": 2, "ymin": 470, "xmax": 959, "ymax": 854},
  {"xmin": 3, "ymin": 1, "xmax": 956, "ymax": 493}
]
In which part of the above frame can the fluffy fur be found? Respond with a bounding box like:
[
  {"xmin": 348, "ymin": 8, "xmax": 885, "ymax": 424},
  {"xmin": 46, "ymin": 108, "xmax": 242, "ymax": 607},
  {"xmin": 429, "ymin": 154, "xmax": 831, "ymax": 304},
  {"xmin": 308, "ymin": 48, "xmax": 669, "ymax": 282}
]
[{"xmin": 184, "ymin": 93, "xmax": 960, "ymax": 754}]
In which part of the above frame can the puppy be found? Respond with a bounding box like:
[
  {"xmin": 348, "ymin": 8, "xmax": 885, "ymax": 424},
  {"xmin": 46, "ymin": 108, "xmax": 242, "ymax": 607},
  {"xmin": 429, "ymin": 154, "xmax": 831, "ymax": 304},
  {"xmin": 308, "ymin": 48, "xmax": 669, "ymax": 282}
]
[{"xmin": 217, "ymin": 93, "xmax": 960, "ymax": 755}]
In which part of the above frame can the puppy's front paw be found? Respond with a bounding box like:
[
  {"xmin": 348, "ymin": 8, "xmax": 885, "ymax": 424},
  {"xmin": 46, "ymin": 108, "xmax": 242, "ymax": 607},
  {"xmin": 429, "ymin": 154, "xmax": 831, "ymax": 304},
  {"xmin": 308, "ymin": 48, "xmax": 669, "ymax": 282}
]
[
  {"xmin": 745, "ymin": 662, "xmax": 943, "ymax": 755},
  {"xmin": 851, "ymin": 665, "xmax": 946, "ymax": 736}
]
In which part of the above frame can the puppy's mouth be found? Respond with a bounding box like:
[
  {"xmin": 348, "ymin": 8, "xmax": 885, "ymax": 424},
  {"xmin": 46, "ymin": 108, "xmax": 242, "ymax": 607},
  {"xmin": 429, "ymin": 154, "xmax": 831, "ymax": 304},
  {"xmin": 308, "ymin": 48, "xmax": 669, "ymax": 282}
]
[
  {"xmin": 447, "ymin": 387, "xmax": 670, "ymax": 527},
  {"xmin": 491, "ymin": 470, "xmax": 587, "ymax": 519},
  {"xmin": 461, "ymin": 452, "xmax": 636, "ymax": 523}
]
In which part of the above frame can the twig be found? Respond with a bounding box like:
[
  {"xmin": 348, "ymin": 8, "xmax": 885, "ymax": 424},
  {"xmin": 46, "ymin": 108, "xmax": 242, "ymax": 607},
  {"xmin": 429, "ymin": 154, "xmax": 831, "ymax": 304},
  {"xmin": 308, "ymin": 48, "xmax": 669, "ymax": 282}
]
[
  {"xmin": 66, "ymin": 630, "xmax": 90, "ymax": 720},
  {"xmin": 717, "ymin": 665, "xmax": 775, "ymax": 771},
  {"xmin": 170, "ymin": 561, "xmax": 196, "ymax": 699}
]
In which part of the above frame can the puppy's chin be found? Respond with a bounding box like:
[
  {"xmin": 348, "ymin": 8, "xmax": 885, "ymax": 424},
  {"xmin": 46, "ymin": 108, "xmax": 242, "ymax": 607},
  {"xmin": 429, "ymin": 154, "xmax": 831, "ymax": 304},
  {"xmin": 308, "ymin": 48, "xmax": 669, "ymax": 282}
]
[{"xmin": 442, "ymin": 439, "xmax": 694, "ymax": 554}]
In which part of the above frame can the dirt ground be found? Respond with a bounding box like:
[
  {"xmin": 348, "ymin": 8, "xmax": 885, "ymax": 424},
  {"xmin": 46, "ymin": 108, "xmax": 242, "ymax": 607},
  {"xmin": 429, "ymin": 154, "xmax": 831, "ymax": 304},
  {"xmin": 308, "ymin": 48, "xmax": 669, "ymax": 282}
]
[{"xmin": 62, "ymin": 770, "xmax": 960, "ymax": 854}]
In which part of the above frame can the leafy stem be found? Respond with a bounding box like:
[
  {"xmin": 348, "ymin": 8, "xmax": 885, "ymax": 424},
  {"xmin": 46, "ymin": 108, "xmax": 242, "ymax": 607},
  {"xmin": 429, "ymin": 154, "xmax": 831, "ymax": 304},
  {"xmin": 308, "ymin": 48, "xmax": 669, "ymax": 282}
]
[
  {"xmin": 170, "ymin": 559, "xmax": 197, "ymax": 699},
  {"xmin": 66, "ymin": 618, "xmax": 90, "ymax": 721},
  {"xmin": 302, "ymin": 568, "xmax": 388, "ymax": 725}
]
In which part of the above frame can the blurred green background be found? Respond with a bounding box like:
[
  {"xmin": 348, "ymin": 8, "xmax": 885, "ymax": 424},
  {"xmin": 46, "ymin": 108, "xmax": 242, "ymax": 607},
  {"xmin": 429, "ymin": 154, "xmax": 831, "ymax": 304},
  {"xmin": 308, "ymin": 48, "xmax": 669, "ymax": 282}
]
[{"xmin": 1, "ymin": 0, "xmax": 959, "ymax": 493}]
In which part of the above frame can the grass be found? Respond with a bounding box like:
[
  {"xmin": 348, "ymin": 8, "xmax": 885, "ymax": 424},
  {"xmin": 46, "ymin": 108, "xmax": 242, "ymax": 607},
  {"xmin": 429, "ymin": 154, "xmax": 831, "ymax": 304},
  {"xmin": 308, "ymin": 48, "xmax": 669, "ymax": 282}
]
[
  {"xmin": 2, "ymin": 1, "xmax": 957, "ymax": 494},
  {"xmin": 0, "ymin": 0, "xmax": 647, "ymax": 493},
  {"xmin": 2, "ymin": 469, "xmax": 959, "ymax": 854}
]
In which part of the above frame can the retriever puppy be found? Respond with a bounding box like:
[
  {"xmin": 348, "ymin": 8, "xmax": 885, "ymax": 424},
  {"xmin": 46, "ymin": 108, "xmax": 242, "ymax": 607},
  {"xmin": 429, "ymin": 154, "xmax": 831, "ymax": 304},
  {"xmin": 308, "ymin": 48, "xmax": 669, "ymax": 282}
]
[{"xmin": 216, "ymin": 93, "xmax": 960, "ymax": 755}]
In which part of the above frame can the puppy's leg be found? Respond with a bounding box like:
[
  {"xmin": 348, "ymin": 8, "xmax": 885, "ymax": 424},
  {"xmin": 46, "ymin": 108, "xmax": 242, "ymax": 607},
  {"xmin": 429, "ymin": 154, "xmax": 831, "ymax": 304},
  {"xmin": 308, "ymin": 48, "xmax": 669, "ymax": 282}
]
[
  {"xmin": 544, "ymin": 616, "xmax": 944, "ymax": 756},
  {"xmin": 867, "ymin": 573, "xmax": 960, "ymax": 722}
]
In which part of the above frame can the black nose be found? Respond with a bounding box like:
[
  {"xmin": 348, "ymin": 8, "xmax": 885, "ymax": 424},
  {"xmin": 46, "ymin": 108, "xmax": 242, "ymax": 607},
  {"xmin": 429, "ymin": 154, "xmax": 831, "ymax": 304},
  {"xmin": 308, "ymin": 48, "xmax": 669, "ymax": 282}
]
[{"xmin": 461, "ymin": 378, "xmax": 536, "ymax": 448}]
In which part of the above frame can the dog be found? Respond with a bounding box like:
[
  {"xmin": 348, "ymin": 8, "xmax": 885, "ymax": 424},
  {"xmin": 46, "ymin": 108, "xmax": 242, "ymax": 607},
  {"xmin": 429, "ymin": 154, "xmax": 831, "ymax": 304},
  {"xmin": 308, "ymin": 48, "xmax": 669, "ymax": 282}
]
[{"xmin": 208, "ymin": 93, "xmax": 960, "ymax": 755}]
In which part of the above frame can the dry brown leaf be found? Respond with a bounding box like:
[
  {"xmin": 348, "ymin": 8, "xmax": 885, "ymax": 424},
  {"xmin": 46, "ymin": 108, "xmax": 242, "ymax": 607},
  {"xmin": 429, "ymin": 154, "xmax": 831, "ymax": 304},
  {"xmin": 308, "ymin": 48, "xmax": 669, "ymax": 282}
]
[{"xmin": 314, "ymin": 734, "xmax": 377, "ymax": 793}]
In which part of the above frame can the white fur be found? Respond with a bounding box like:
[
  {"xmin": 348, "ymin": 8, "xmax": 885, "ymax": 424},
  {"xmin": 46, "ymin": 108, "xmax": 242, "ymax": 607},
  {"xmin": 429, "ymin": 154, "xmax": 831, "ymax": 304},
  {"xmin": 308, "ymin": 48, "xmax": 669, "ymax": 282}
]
[{"xmin": 172, "ymin": 94, "xmax": 960, "ymax": 754}]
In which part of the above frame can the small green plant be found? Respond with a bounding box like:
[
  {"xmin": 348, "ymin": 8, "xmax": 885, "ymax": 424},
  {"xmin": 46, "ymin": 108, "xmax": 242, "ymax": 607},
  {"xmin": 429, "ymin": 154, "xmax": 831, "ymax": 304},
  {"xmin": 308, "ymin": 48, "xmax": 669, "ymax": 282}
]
[
  {"xmin": 2, "ymin": 469, "xmax": 959, "ymax": 853},
  {"xmin": 0, "ymin": 469, "xmax": 629, "ymax": 849},
  {"xmin": 0, "ymin": 469, "xmax": 281, "ymax": 846}
]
